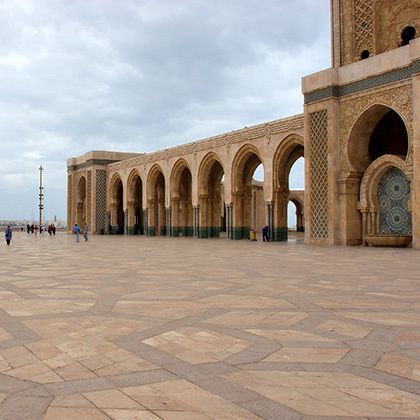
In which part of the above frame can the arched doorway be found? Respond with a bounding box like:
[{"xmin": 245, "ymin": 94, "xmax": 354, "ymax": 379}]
[
  {"xmin": 147, "ymin": 166, "xmax": 166, "ymax": 236},
  {"xmin": 347, "ymin": 105, "xmax": 410, "ymax": 245},
  {"xmin": 171, "ymin": 160, "xmax": 193, "ymax": 236},
  {"xmin": 198, "ymin": 153, "xmax": 225, "ymax": 238},
  {"xmin": 288, "ymin": 194, "xmax": 305, "ymax": 232},
  {"xmin": 110, "ymin": 176, "xmax": 124, "ymax": 235},
  {"xmin": 127, "ymin": 171, "xmax": 143, "ymax": 235},
  {"xmin": 273, "ymin": 136, "xmax": 304, "ymax": 241},
  {"xmin": 232, "ymin": 145, "xmax": 264, "ymax": 239},
  {"xmin": 76, "ymin": 176, "xmax": 86, "ymax": 228}
]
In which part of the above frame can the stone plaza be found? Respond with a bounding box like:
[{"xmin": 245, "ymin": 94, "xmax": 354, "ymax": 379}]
[{"xmin": 0, "ymin": 233, "xmax": 419, "ymax": 419}]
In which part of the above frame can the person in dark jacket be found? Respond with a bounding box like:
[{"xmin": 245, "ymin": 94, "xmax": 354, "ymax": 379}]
[
  {"xmin": 4, "ymin": 226, "xmax": 12, "ymax": 246},
  {"xmin": 262, "ymin": 225, "xmax": 269, "ymax": 242}
]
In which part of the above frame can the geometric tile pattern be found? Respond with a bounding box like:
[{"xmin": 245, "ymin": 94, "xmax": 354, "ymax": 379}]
[
  {"xmin": 87, "ymin": 170, "xmax": 92, "ymax": 229},
  {"xmin": 1, "ymin": 232, "xmax": 420, "ymax": 419},
  {"xmin": 304, "ymin": 59, "xmax": 420, "ymax": 104},
  {"xmin": 95, "ymin": 169, "xmax": 107, "ymax": 234},
  {"xmin": 378, "ymin": 167, "xmax": 412, "ymax": 235},
  {"xmin": 309, "ymin": 110, "xmax": 329, "ymax": 238}
]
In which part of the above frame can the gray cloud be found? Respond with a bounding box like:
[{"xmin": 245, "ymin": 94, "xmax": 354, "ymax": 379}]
[{"xmin": 0, "ymin": 0, "xmax": 330, "ymax": 221}]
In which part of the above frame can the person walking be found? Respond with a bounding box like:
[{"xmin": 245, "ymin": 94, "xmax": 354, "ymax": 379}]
[
  {"xmin": 4, "ymin": 226, "xmax": 12, "ymax": 246},
  {"xmin": 83, "ymin": 223, "xmax": 88, "ymax": 241},
  {"xmin": 74, "ymin": 224, "xmax": 81, "ymax": 243},
  {"xmin": 262, "ymin": 225, "xmax": 269, "ymax": 242}
]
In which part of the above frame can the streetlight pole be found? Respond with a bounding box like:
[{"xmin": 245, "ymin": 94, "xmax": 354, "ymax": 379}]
[{"xmin": 39, "ymin": 166, "xmax": 44, "ymax": 227}]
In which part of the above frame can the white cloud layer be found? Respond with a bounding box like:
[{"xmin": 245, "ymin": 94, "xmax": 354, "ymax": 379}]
[{"xmin": 0, "ymin": 0, "xmax": 330, "ymax": 221}]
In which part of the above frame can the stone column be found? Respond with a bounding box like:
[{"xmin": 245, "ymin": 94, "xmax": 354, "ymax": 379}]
[
  {"xmin": 127, "ymin": 201, "xmax": 135, "ymax": 235},
  {"xmin": 199, "ymin": 195, "xmax": 208, "ymax": 238},
  {"xmin": 225, "ymin": 204, "xmax": 232, "ymax": 239},
  {"xmin": 232, "ymin": 193, "xmax": 243, "ymax": 239},
  {"xmin": 171, "ymin": 199, "xmax": 179, "ymax": 237},
  {"xmin": 147, "ymin": 200, "xmax": 155, "ymax": 236},
  {"xmin": 338, "ymin": 172, "xmax": 363, "ymax": 245},
  {"xmin": 266, "ymin": 201, "xmax": 274, "ymax": 241},
  {"xmin": 106, "ymin": 211, "xmax": 111, "ymax": 234},
  {"xmin": 166, "ymin": 207, "xmax": 171, "ymax": 237},
  {"xmin": 143, "ymin": 209, "xmax": 148, "ymax": 236},
  {"xmin": 110, "ymin": 203, "xmax": 118, "ymax": 235},
  {"xmin": 76, "ymin": 202, "xmax": 83, "ymax": 228},
  {"xmin": 193, "ymin": 206, "xmax": 199, "ymax": 238},
  {"xmin": 273, "ymin": 188, "xmax": 288, "ymax": 241},
  {"xmin": 123, "ymin": 210, "xmax": 128, "ymax": 235}
]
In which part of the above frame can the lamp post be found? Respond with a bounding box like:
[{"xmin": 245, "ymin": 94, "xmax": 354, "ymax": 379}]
[{"xmin": 39, "ymin": 166, "xmax": 44, "ymax": 227}]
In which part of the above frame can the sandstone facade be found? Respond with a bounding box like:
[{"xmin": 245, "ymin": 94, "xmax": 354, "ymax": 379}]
[{"xmin": 67, "ymin": 0, "xmax": 420, "ymax": 247}]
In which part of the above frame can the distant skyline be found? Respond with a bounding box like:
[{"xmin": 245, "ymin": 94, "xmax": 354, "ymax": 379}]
[{"xmin": 0, "ymin": 0, "xmax": 330, "ymax": 221}]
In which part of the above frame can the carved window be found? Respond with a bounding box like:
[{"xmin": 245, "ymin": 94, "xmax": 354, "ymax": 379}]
[{"xmin": 354, "ymin": 0, "xmax": 374, "ymax": 59}]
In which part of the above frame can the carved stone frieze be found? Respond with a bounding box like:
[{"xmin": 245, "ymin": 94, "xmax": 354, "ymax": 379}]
[{"xmin": 107, "ymin": 114, "xmax": 304, "ymax": 171}]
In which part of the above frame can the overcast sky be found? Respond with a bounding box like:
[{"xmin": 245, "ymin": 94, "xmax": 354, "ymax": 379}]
[{"xmin": 0, "ymin": 0, "xmax": 330, "ymax": 222}]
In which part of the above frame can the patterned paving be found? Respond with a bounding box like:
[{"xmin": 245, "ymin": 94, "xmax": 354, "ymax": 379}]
[{"xmin": 0, "ymin": 232, "xmax": 419, "ymax": 419}]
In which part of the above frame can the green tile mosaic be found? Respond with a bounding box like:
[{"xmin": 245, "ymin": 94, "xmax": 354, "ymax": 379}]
[{"xmin": 273, "ymin": 227, "xmax": 288, "ymax": 241}]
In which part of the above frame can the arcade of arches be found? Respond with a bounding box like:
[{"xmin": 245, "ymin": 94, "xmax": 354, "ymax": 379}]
[{"xmin": 67, "ymin": 2, "xmax": 420, "ymax": 248}]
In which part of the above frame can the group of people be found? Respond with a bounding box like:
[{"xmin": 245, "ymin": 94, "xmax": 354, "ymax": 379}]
[
  {"xmin": 249, "ymin": 225, "xmax": 270, "ymax": 242},
  {"xmin": 25, "ymin": 223, "xmax": 56, "ymax": 236},
  {"xmin": 73, "ymin": 223, "xmax": 88, "ymax": 243}
]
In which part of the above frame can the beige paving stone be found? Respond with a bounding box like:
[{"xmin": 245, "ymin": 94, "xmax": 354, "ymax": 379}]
[
  {"xmin": 25, "ymin": 340, "xmax": 64, "ymax": 360},
  {"xmin": 79, "ymin": 354, "xmax": 114, "ymax": 371},
  {"xmin": 0, "ymin": 392, "xmax": 8, "ymax": 404},
  {"xmin": 263, "ymin": 347, "xmax": 350, "ymax": 363},
  {"xmin": 50, "ymin": 393, "xmax": 95, "ymax": 408},
  {"xmin": 43, "ymin": 407, "xmax": 111, "ymax": 420},
  {"xmin": 315, "ymin": 320, "xmax": 372, "ymax": 339},
  {"xmin": 143, "ymin": 328, "xmax": 251, "ymax": 364},
  {"xmin": 0, "ymin": 346, "xmax": 39, "ymax": 368},
  {"xmin": 153, "ymin": 411, "xmax": 211, "ymax": 420},
  {"xmin": 121, "ymin": 380, "xmax": 259, "ymax": 418},
  {"xmin": 344, "ymin": 388, "xmax": 420, "ymax": 417},
  {"xmin": 3, "ymin": 360, "xmax": 63, "ymax": 383},
  {"xmin": 83, "ymin": 389, "xmax": 142, "ymax": 409},
  {"xmin": 334, "ymin": 311, "xmax": 420, "ymax": 327},
  {"xmin": 0, "ymin": 327, "xmax": 13, "ymax": 342},
  {"xmin": 376, "ymin": 352, "xmax": 420, "ymax": 382},
  {"xmin": 95, "ymin": 364, "xmax": 131, "ymax": 377},
  {"xmin": 55, "ymin": 362, "xmax": 97, "ymax": 380},
  {"xmin": 205, "ymin": 310, "xmax": 308, "ymax": 327},
  {"xmin": 245, "ymin": 329, "xmax": 338, "ymax": 343},
  {"xmin": 198, "ymin": 294, "xmax": 295, "ymax": 308},
  {"xmin": 0, "ymin": 299, "xmax": 94, "ymax": 317},
  {"xmin": 104, "ymin": 409, "xmax": 160, "ymax": 419},
  {"xmin": 43, "ymin": 354, "xmax": 76, "ymax": 370},
  {"xmin": 1, "ymin": 233, "xmax": 420, "ymax": 418}
]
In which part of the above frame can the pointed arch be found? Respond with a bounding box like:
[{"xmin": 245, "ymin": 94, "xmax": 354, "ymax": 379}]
[
  {"xmin": 170, "ymin": 159, "xmax": 193, "ymax": 236},
  {"xmin": 146, "ymin": 164, "xmax": 166, "ymax": 236},
  {"xmin": 109, "ymin": 172, "xmax": 124, "ymax": 234},
  {"xmin": 127, "ymin": 169, "xmax": 144, "ymax": 235},
  {"xmin": 197, "ymin": 152, "xmax": 225, "ymax": 237},
  {"xmin": 231, "ymin": 144, "xmax": 264, "ymax": 239}
]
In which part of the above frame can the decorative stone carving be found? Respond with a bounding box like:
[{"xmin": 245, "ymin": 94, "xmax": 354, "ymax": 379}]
[
  {"xmin": 340, "ymin": 84, "xmax": 413, "ymax": 171},
  {"xmin": 106, "ymin": 114, "xmax": 304, "ymax": 172},
  {"xmin": 353, "ymin": 0, "xmax": 374, "ymax": 59},
  {"xmin": 309, "ymin": 110, "xmax": 329, "ymax": 239}
]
